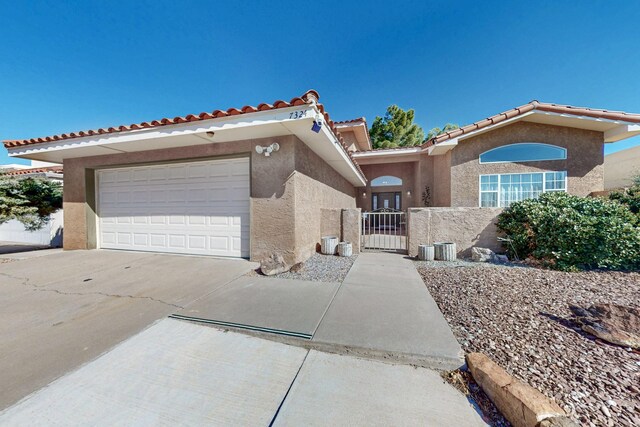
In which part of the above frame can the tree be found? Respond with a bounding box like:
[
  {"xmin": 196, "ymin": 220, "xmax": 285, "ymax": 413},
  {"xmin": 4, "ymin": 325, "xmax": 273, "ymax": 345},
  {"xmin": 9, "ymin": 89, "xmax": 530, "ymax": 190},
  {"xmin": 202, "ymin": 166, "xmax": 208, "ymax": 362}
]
[
  {"xmin": 0, "ymin": 175, "xmax": 63, "ymax": 231},
  {"xmin": 426, "ymin": 123, "xmax": 459, "ymax": 141},
  {"xmin": 369, "ymin": 105, "xmax": 425, "ymax": 149}
]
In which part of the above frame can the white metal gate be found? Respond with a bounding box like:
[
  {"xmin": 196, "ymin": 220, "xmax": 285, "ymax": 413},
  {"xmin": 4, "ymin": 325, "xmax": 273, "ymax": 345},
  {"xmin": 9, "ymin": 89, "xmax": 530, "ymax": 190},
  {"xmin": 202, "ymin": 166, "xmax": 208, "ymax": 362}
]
[{"xmin": 361, "ymin": 208, "xmax": 407, "ymax": 252}]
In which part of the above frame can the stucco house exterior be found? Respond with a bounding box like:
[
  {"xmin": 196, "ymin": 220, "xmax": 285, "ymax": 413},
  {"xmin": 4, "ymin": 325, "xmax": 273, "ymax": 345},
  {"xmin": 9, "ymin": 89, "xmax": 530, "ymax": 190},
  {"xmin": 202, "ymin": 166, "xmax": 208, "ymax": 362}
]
[{"xmin": 4, "ymin": 91, "xmax": 640, "ymax": 263}]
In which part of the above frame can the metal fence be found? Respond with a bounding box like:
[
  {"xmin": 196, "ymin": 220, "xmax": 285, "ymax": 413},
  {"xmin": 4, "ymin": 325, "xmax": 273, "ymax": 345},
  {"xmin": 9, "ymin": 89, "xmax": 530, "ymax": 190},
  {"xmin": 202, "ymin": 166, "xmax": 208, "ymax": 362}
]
[{"xmin": 361, "ymin": 208, "xmax": 407, "ymax": 252}]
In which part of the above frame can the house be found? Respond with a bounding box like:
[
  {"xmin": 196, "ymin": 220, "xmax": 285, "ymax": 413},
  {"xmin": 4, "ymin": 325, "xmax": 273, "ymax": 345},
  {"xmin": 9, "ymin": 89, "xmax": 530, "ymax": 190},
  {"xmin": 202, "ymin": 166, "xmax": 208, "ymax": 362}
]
[
  {"xmin": 352, "ymin": 102, "xmax": 640, "ymax": 210},
  {"xmin": 4, "ymin": 91, "xmax": 640, "ymax": 263},
  {"xmin": 0, "ymin": 163, "xmax": 64, "ymax": 246},
  {"xmin": 604, "ymin": 144, "xmax": 640, "ymax": 189}
]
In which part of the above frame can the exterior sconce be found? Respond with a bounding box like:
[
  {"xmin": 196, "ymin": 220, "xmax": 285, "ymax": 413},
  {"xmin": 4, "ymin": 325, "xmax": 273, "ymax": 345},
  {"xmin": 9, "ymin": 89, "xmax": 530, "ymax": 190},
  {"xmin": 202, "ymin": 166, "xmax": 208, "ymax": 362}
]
[
  {"xmin": 407, "ymin": 190, "xmax": 412, "ymax": 197},
  {"xmin": 311, "ymin": 113, "xmax": 323, "ymax": 133},
  {"xmin": 255, "ymin": 143, "xmax": 280, "ymax": 157},
  {"xmin": 362, "ymin": 192, "xmax": 367, "ymax": 198}
]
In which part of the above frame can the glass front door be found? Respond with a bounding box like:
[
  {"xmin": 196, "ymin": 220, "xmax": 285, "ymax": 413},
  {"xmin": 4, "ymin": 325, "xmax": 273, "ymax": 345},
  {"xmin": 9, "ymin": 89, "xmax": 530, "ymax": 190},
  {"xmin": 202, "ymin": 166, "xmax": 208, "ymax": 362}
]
[{"xmin": 372, "ymin": 192, "xmax": 401, "ymax": 210}]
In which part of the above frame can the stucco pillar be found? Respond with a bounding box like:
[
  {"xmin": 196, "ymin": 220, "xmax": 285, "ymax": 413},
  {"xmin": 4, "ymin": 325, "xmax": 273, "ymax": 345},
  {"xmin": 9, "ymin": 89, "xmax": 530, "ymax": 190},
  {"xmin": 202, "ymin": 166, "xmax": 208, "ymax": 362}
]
[
  {"xmin": 341, "ymin": 208, "xmax": 361, "ymax": 254},
  {"xmin": 62, "ymin": 161, "xmax": 97, "ymax": 250},
  {"xmin": 407, "ymin": 208, "xmax": 430, "ymax": 257}
]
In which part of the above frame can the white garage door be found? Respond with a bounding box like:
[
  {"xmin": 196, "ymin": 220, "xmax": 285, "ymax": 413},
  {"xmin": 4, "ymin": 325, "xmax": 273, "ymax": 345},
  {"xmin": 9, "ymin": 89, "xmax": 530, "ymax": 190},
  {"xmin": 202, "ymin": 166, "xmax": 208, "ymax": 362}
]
[{"xmin": 97, "ymin": 158, "xmax": 250, "ymax": 258}]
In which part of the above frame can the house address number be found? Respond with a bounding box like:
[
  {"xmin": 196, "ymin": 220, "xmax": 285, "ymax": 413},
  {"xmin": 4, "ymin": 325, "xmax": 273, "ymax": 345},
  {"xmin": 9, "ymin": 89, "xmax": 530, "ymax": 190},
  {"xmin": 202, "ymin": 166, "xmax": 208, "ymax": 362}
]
[{"xmin": 289, "ymin": 110, "xmax": 307, "ymax": 119}]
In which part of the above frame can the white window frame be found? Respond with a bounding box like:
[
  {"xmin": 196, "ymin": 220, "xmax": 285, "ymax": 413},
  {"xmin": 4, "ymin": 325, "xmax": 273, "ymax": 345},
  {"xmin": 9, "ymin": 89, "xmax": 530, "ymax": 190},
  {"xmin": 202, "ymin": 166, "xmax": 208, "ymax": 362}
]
[
  {"xmin": 478, "ymin": 171, "xmax": 568, "ymax": 207},
  {"xmin": 479, "ymin": 143, "xmax": 567, "ymax": 164}
]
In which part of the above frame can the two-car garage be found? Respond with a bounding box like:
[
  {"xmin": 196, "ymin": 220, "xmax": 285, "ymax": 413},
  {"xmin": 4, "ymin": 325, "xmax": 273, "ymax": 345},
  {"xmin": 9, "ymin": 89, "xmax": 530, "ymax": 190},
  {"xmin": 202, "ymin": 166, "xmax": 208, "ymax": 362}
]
[{"xmin": 96, "ymin": 157, "xmax": 250, "ymax": 258}]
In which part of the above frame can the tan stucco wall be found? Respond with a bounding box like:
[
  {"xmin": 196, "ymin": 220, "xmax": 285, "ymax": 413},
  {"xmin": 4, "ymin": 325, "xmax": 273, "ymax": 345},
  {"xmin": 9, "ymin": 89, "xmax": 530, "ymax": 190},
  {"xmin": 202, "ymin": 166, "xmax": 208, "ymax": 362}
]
[
  {"xmin": 250, "ymin": 137, "xmax": 297, "ymax": 263},
  {"xmin": 292, "ymin": 141, "xmax": 356, "ymax": 262},
  {"xmin": 320, "ymin": 208, "xmax": 342, "ymax": 240},
  {"xmin": 604, "ymin": 144, "xmax": 640, "ymax": 189},
  {"xmin": 356, "ymin": 161, "xmax": 421, "ymax": 210},
  {"xmin": 340, "ymin": 130, "xmax": 359, "ymax": 152},
  {"xmin": 319, "ymin": 208, "xmax": 361, "ymax": 254},
  {"xmin": 407, "ymin": 207, "xmax": 503, "ymax": 257},
  {"xmin": 431, "ymin": 152, "xmax": 452, "ymax": 206},
  {"xmin": 449, "ymin": 122, "xmax": 604, "ymax": 207},
  {"xmin": 63, "ymin": 135, "xmax": 356, "ymax": 264}
]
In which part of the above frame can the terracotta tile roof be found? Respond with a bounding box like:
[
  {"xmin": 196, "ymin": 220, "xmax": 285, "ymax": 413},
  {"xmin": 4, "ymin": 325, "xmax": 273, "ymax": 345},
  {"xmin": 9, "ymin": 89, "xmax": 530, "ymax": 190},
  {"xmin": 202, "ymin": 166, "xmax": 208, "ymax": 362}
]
[
  {"xmin": 2, "ymin": 90, "xmax": 365, "ymax": 181},
  {"xmin": 423, "ymin": 100, "xmax": 640, "ymax": 147},
  {"xmin": 3, "ymin": 91, "xmax": 320, "ymax": 148},
  {"xmin": 1, "ymin": 166, "xmax": 63, "ymax": 176},
  {"xmin": 334, "ymin": 117, "xmax": 367, "ymax": 125},
  {"xmin": 334, "ymin": 117, "xmax": 372, "ymax": 151}
]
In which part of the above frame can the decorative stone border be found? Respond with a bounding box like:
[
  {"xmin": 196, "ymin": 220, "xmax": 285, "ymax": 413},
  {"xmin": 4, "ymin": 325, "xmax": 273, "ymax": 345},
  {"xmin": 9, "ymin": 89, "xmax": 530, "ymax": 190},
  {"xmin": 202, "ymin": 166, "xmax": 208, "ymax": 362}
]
[{"xmin": 466, "ymin": 353, "xmax": 577, "ymax": 427}]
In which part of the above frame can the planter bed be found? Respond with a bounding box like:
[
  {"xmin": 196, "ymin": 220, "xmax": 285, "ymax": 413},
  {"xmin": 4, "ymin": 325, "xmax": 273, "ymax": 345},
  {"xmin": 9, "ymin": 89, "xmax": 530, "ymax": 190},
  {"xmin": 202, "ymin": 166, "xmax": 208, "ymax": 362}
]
[
  {"xmin": 417, "ymin": 264, "xmax": 640, "ymax": 427},
  {"xmin": 250, "ymin": 253, "xmax": 357, "ymax": 283}
]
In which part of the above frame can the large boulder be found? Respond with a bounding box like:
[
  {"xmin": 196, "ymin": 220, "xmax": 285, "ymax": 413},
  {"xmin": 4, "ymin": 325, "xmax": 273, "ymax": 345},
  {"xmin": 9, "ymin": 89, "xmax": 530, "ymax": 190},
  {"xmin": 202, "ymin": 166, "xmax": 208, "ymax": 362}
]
[
  {"xmin": 260, "ymin": 253, "xmax": 289, "ymax": 276},
  {"xmin": 569, "ymin": 303, "xmax": 640, "ymax": 349},
  {"xmin": 471, "ymin": 247, "xmax": 495, "ymax": 262}
]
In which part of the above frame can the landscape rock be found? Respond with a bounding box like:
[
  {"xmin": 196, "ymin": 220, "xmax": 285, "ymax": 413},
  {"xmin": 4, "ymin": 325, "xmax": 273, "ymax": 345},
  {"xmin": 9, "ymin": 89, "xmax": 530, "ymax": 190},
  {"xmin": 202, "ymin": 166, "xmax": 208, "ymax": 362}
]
[
  {"xmin": 494, "ymin": 254, "xmax": 509, "ymax": 263},
  {"xmin": 418, "ymin": 265, "xmax": 640, "ymax": 426},
  {"xmin": 472, "ymin": 247, "xmax": 495, "ymax": 262},
  {"xmin": 259, "ymin": 252, "xmax": 289, "ymax": 276},
  {"xmin": 253, "ymin": 253, "xmax": 357, "ymax": 282},
  {"xmin": 466, "ymin": 352, "xmax": 566, "ymax": 427},
  {"xmin": 569, "ymin": 303, "xmax": 640, "ymax": 350},
  {"xmin": 536, "ymin": 416, "xmax": 578, "ymax": 427}
]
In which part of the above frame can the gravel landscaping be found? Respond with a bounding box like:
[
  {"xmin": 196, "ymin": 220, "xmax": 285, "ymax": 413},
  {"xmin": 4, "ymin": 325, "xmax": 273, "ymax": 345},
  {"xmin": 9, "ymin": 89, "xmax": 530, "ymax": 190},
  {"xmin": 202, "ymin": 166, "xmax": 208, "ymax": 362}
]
[
  {"xmin": 417, "ymin": 263, "xmax": 640, "ymax": 426},
  {"xmin": 251, "ymin": 253, "xmax": 357, "ymax": 283}
]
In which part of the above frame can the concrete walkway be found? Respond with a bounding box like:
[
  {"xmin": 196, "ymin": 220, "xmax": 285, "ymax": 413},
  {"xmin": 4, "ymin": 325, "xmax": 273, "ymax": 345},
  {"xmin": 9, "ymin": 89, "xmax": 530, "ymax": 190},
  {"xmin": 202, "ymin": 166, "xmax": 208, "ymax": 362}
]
[
  {"xmin": 174, "ymin": 276, "xmax": 340, "ymax": 339},
  {"xmin": 0, "ymin": 319, "xmax": 487, "ymax": 426},
  {"xmin": 312, "ymin": 252, "xmax": 463, "ymax": 368}
]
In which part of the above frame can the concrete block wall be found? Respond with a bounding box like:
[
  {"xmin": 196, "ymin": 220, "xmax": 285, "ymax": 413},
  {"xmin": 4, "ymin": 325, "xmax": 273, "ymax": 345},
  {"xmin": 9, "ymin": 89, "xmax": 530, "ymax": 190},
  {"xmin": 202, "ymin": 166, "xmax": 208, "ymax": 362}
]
[{"xmin": 407, "ymin": 207, "xmax": 503, "ymax": 257}]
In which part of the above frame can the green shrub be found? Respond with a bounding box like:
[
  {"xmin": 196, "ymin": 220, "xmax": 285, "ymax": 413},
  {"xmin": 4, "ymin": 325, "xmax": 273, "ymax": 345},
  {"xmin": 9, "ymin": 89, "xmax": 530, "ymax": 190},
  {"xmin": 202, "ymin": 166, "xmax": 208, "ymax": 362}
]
[
  {"xmin": 496, "ymin": 192, "xmax": 640, "ymax": 271},
  {"xmin": 609, "ymin": 181, "xmax": 640, "ymax": 215},
  {"xmin": 0, "ymin": 176, "xmax": 63, "ymax": 231}
]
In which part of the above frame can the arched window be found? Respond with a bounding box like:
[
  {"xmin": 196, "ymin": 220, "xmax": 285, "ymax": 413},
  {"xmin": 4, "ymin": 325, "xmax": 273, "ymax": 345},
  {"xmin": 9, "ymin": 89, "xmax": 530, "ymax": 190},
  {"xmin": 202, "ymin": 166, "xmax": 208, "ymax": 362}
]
[
  {"xmin": 479, "ymin": 143, "xmax": 566, "ymax": 164},
  {"xmin": 371, "ymin": 175, "xmax": 402, "ymax": 186}
]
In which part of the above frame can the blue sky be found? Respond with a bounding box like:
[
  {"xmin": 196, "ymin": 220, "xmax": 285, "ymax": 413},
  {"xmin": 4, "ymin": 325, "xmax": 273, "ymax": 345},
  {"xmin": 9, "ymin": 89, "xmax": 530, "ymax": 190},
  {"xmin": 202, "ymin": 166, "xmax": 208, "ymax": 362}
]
[{"xmin": 1, "ymin": 1, "xmax": 639, "ymax": 165}]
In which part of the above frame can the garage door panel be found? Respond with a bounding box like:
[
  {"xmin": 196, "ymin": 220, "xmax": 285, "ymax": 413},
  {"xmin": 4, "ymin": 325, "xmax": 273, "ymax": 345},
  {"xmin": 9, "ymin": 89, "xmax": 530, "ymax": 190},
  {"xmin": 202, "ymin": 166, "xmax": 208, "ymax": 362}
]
[{"xmin": 98, "ymin": 158, "xmax": 249, "ymax": 258}]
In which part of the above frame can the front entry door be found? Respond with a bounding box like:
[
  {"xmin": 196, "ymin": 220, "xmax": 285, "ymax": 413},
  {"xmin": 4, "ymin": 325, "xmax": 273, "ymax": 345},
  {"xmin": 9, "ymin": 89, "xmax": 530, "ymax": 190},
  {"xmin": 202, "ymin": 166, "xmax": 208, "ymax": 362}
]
[{"xmin": 372, "ymin": 192, "xmax": 401, "ymax": 211}]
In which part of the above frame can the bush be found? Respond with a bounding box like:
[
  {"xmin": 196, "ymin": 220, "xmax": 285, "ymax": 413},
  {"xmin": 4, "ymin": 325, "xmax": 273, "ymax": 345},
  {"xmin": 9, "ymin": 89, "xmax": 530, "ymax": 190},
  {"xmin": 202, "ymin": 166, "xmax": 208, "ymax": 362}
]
[
  {"xmin": 0, "ymin": 176, "xmax": 63, "ymax": 231},
  {"xmin": 609, "ymin": 180, "xmax": 640, "ymax": 215},
  {"xmin": 496, "ymin": 192, "xmax": 640, "ymax": 271}
]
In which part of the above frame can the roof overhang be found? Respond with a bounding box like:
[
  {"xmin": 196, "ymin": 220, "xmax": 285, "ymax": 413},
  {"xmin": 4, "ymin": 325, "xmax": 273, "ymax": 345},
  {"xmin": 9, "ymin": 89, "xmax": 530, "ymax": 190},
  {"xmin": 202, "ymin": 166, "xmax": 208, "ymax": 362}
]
[
  {"xmin": 521, "ymin": 111, "xmax": 640, "ymax": 142},
  {"xmin": 335, "ymin": 121, "xmax": 372, "ymax": 150},
  {"xmin": 7, "ymin": 105, "xmax": 366, "ymax": 186},
  {"xmin": 438, "ymin": 110, "xmax": 640, "ymax": 147},
  {"xmin": 426, "ymin": 138, "xmax": 458, "ymax": 155},
  {"xmin": 352, "ymin": 147, "xmax": 421, "ymax": 164}
]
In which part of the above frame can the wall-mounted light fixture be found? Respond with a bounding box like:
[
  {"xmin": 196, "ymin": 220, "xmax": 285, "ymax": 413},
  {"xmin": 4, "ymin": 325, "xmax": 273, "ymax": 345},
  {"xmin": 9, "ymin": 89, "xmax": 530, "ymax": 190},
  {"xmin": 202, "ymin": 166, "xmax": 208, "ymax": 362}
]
[
  {"xmin": 311, "ymin": 113, "xmax": 323, "ymax": 133},
  {"xmin": 255, "ymin": 142, "xmax": 280, "ymax": 157},
  {"xmin": 406, "ymin": 190, "xmax": 412, "ymax": 197},
  {"xmin": 362, "ymin": 192, "xmax": 367, "ymax": 198}
]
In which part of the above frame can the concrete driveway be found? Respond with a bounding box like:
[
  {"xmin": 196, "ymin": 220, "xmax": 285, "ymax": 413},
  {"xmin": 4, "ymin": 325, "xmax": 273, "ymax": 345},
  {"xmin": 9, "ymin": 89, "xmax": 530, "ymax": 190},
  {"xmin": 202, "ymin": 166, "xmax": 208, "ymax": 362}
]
[{"xmin": 0, "ymin": 250, "xmax": 254, "ymax": 409}]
